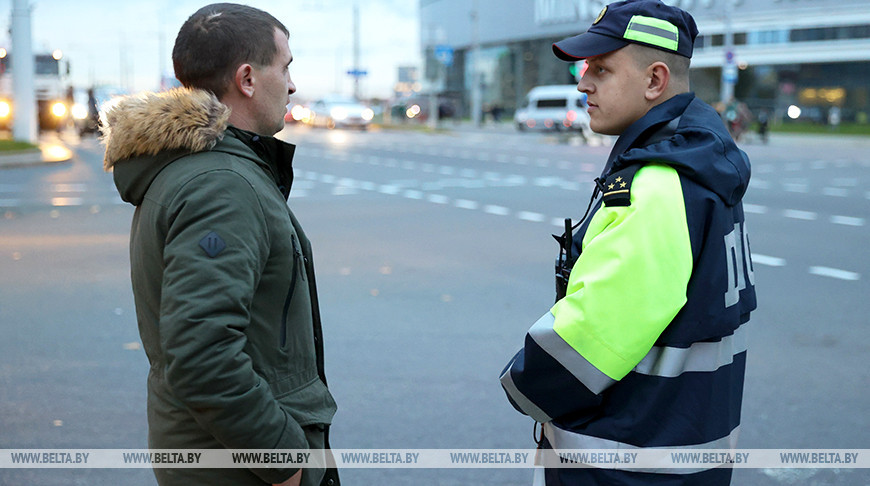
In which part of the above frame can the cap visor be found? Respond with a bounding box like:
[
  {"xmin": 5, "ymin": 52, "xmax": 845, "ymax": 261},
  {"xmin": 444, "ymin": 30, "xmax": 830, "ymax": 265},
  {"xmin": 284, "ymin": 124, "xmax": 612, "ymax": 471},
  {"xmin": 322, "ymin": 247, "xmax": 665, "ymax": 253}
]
[{"xmin": 553, "ymin": 33, "xmax": 629, "ymax": 61}]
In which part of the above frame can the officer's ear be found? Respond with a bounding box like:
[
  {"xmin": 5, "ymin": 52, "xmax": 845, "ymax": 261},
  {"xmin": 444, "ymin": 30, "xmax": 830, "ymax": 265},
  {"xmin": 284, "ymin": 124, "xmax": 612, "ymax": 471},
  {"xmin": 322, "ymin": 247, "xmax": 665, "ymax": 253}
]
[{"xmin": 644, "ymin": 61, "xmax": 670, "ymax": 102}]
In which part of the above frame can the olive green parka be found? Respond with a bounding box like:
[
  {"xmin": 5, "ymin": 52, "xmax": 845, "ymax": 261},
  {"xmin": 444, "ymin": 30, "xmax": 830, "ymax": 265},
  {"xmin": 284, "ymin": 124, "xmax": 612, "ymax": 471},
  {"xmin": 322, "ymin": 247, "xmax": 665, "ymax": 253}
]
[{"xmin": 103, "ymin": 88, "xmax": 337, "ymax": 485}]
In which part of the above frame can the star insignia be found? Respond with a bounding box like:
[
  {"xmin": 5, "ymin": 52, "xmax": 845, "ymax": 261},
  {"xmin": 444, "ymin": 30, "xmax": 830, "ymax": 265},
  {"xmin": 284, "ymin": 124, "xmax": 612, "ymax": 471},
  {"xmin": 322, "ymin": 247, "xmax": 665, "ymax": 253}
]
[
  {"xmin": 615, "ymin": 177, "xmax": 623, "ymax": 183},
  {"xmin": 608, "ymin": 183, "xmax": 615, "ymax": 190},
  {"xmin": 620, "ymin": 182, "xmax": 627, "ymax": 188}
]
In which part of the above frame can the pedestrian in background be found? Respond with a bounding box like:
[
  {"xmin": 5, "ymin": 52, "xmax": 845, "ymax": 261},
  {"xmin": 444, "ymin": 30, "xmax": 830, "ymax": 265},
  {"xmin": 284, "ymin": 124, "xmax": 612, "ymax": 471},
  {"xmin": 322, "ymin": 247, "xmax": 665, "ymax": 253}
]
[
  {"xmin": 101, "ymin": 4, "xmax": 338, "ymax": 486},
  {"xmin": 500, "ymin": 1, "xmax": 756, "ymax": 484}
]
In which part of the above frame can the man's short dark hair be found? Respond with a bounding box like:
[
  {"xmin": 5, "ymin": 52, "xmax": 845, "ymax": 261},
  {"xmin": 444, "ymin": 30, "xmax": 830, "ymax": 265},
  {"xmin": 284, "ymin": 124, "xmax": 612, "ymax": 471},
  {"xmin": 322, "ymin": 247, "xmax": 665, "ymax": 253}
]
[{"xmin": 172, "ymin": 3, "xmax": 289, "ymax": 99}]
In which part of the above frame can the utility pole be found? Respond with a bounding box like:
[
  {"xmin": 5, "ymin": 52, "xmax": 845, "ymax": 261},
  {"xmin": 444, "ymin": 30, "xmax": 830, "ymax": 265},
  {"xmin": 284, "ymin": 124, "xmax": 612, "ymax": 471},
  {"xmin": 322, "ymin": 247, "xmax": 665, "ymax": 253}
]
[
  {"xmin": 352, "ymin": 2, "xmax": 361, "ymax": 100},
  {"xmin": 470, "ymin": 0, "xmax": 482, "ymax": 127},
  {"xmin": 11, "ymin": 0, "xmax": 36, "ymax": 143},
  {"xmin": 719, "ymin": 0, "xmax": 736, "ymax": 104}
]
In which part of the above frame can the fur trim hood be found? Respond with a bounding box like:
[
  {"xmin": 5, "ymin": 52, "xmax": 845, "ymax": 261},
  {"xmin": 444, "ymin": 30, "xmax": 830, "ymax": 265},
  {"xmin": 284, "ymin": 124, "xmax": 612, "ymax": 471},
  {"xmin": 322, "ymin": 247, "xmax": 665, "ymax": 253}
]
[{"xmin": 101, "ymin": 87, "xmax": 231, "ymax": 171}]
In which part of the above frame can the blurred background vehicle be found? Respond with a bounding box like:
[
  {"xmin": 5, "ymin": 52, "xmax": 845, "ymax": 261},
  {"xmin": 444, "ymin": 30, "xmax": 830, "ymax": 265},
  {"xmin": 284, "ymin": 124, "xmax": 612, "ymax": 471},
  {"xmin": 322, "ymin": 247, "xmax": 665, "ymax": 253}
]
[
  {"xmin": 514, "ymin": 85, "xmax": 590, "ymax": 135},
  {"xmin": 306, "ymin": 96, "xmax": 374, "ymax": 130},
  {"xmin": 285, "ymin": 102, "xmax": 312, "ymax": 125},
  {"xmin": 0, "ymin": 49, "xmax": 70, "ymax": 131}
]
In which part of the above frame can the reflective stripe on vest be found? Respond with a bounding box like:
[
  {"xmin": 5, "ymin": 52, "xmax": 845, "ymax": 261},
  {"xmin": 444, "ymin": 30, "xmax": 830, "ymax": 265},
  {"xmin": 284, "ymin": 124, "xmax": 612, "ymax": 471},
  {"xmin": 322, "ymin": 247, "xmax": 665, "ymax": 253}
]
[
  {"xmin": 634, "ymin": 325, "xmax": 747, "ymax": 378},
  {"xmin": 529, "ymin": 311, "xmax": 747, "ymax": 392},
  {"xmin": 499, "ymin": 362, "xmax": 553, "ymax": 423},
  {"xmin": 544, "ymin": 422, "xmax": 741, "ymax": 474}
]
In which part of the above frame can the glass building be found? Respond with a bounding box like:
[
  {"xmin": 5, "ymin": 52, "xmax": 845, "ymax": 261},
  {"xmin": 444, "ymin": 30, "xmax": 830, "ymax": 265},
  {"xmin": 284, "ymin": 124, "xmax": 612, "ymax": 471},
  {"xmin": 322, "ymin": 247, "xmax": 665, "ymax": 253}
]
[{"xmin": 420, "ymin": 0, "xmax": 870, "ymax": 124}]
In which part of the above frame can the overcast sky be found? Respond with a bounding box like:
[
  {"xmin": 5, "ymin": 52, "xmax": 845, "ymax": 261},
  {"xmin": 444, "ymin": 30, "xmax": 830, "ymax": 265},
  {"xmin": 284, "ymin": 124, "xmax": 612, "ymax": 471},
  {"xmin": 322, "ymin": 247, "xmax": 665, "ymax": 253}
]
[{"xmin": 0, "ymin": 0, "xmax": 420, "ymax": 100}]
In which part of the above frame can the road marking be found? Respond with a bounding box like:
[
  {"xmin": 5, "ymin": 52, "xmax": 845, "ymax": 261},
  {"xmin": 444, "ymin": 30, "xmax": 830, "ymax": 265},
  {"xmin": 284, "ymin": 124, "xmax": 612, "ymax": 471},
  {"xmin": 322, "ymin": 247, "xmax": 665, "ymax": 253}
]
[
  {"xmin": 51, "ymin": 197, "xmax": 83, "ymax": 207},
  {"xmin": 403, "ymin": 190, "xmax": 424, "ymax": 200},
  {"xmin": 744, "ymin": 204, "xmax": 768, "ymax": 214},
  {"xmin": 822, "ymin": 187, "xmax": 849, "ymax": 197},
  {"xmin": 810, "ymin": 160, "xmax": 826, "ymax": 170},
  {"xmin": 427, "ymin": 194, "xmax": 449, "ymax": 204},
  {"xmin": 749, "ymin": 180, "xmax": 770, "ymax": 190},
  {"xmin": 517, "ymin": 211, "xmax": 545, "ymax": 222},
  {"xmin": 782, "ymin": 183, "xmax": 808, "ymax": 193},
  {"xmin": 784, "ymin": 162, "xmax": 802, "ymax": 171},
  {"xmin": 830, "ymin": 215, "xmax": 865, "ymax": 227},
  {"xmin": 51, "ymin": 183, "xmax": 87, "ymax": 193},
  {"xmin": 484, "ymin": 205, "xmax": 510, "ymax": 216},
  {"xmin": 783, "ymin": 209, "xmax": 817, "ymax": 221},
  {"xmin": 454, "ymin": 199, "xmax": 479, "ymax": 210},
  {"xmin": 809, "ymin": 266, "xmax": 860, "ymax": 281},
  {"xmin": 751, "ymin": 254, "xmax": 786, "ymax": 267},
  {"xmin": 378, "ymin": 185, "xmax": 400, "ymax": 195}
]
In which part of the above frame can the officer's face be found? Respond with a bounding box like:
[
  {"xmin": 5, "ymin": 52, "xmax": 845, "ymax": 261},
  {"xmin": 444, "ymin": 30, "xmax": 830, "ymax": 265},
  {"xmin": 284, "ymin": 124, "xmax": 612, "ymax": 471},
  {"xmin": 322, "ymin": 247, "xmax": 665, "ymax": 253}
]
[{"xmin": 577, "ymin": 47, "xmax": 652, "ymax": 136}]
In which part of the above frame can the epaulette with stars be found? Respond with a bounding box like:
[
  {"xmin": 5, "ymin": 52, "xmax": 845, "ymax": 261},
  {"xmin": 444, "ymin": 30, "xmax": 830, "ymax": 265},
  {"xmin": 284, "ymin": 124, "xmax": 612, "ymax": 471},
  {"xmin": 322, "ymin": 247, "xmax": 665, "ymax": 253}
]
[{"xmin": 599, "ymin": 164, "xmax": 643, "ymax": 207}]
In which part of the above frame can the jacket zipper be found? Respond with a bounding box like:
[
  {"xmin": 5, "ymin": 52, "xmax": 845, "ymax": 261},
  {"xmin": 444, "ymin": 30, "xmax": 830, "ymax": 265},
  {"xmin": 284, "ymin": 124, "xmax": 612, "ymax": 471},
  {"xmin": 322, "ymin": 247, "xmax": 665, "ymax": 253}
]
[{"xmin": 280, "ymin": 235, "xmax": 305, "ymax": 348}]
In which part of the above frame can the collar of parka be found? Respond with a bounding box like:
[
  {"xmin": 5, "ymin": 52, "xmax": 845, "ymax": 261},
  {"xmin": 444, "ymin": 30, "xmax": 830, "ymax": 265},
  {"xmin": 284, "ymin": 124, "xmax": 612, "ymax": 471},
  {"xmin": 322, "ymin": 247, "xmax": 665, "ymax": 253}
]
[{"xmin": 101, "ymin": 87, "xmax": 231, "ymax": 172}]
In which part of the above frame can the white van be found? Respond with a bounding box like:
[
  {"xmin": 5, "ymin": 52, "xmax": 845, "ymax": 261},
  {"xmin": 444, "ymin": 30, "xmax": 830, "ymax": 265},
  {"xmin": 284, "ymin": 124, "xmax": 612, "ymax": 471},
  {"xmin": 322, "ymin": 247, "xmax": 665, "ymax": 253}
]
[{"xmin": 514, "ymin": 85, "xmax": 590, "ymax": 134}]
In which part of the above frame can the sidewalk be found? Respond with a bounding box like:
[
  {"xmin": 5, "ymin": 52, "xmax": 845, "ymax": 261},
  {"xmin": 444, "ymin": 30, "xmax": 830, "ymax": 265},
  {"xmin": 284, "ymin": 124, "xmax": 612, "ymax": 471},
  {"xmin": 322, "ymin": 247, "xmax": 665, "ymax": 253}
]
[{"xmin": 0, "ymin": 136, "xmax": 74, "ymax": 169}]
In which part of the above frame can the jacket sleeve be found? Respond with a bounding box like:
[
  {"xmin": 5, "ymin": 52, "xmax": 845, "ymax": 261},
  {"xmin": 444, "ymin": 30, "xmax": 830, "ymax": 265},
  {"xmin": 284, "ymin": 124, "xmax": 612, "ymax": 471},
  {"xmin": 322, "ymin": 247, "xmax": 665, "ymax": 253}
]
[
  {"xmin": 158, "ymin": 169, "xmax": 303, "ymax": 483},
  {"xmin": 501, "ymin": 164, "xmax": 694, "ymax": 423}
]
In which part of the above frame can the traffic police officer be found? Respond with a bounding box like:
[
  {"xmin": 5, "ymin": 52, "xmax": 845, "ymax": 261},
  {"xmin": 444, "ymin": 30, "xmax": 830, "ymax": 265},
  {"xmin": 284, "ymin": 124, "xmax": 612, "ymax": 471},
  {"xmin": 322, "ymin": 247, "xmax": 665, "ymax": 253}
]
[{"xmin": 500, "ymin": 1, "xmax": 757, "ymax": 484}]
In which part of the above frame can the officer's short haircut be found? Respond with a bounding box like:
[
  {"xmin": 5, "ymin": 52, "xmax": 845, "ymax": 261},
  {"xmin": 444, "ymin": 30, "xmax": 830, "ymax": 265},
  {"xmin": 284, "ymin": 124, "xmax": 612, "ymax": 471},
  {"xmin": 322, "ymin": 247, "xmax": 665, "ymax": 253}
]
[
  {"xmin": 173, "ymin": 3, "xmax": 289, "ymax": 99},
  {"xmin": 626, "ymin": 43, "xmax": 691, "ymax": 88}
]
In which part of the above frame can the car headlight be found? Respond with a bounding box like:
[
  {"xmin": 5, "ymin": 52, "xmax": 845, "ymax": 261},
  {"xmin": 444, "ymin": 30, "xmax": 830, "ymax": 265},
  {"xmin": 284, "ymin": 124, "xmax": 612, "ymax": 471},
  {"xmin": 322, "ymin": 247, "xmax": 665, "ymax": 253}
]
[
  {"xmin": 71, "ymin": 104, "xmax": 88, "ymax": 120},
  {"xmin": 51, "ymin": 102, "xmax": 67, "ymax": 118},
  {"xmin": 361, "ymin": 108, "xmax": 374, "ymax": 121},
  {"xmin": 406, "ymin": 104, "xmax": 421, "ymax": 119},
  {"xmin": 0, "ymin": 101, "xmax": 10, "ymax": 119},
  {"xmin": 330, "ymin": 107, "xmax": 348, "ymax": 121}
]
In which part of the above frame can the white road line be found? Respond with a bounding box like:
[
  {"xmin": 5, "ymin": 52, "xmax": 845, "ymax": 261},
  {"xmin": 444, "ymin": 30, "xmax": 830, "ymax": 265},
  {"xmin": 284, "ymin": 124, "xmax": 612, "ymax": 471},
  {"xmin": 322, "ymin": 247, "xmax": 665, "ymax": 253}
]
[
  {"xmin": 744, "ymin": 204, "xmax": 768, "ymax": 214},
  {"xmin": 809, "ymin": 266, "xmax": 860, "ymax": 281},
  {"xmin": 830, "ymin": 215, "xmax": 865, "ymax": 227},
  {"xmin": 751, "ymin": 254, "xmax": 786, "ymax": 267},
  {"xmin": 749, "ymin": 180, "xmax": 770, "ymax": 189},
  {"xmin": 484, "ymin": 205, "xmax": 510, "ymax": 216},
  {"xmin": 403, "ymin": 190, "xmax": 423, "ymax": 200},
  {"xmin": 783, "ymin": 209, "xmax": 817, "ymax": 221},
  {"xmin": 51, "ymin": 197, "xmax": 84, "ymax": 207},
  {"xmin": 782, "ymin": 183, "xmax": 808, "ymax": 193},
  {"xmin": 454, "ymin": 199, "xmax": 479, "ymax": 210},
  {"xmin": 51, "ymin": 183, "xmax": 87, "ymax": 193},
  {"xmin": 517, "ymin": 211, "xmax": 545, "ymax": 222},
  {"xmin": 427, "ymin": 194, "xmax": 449, "ymax": 204},
  {"xmin": 822, "ymin": 187, "xmax": 849, "ymax": 197},
  {"xmin": 378, "ymin": 185, "xmax": 400, "ymax": 195}
]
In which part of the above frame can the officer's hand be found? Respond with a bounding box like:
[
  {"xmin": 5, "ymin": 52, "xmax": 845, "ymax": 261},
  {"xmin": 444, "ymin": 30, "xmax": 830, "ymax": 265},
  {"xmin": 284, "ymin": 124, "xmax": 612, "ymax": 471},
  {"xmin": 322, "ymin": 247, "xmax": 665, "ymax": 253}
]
[{"xmin": 272, "ymin": 469, "xmax": 302, "ymax": 486}]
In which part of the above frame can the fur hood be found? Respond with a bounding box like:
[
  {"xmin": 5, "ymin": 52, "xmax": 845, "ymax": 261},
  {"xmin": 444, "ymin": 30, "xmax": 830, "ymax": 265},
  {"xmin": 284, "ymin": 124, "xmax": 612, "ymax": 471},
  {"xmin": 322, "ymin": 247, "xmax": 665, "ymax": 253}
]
[{"xmin": 101, "ymin": 87, "xmax": 231, "ymax": 171}]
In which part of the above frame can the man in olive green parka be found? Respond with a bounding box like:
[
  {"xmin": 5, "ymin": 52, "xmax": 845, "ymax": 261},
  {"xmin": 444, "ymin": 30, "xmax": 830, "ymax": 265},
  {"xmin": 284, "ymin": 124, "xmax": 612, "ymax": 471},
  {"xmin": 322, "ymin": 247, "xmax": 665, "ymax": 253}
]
[{"xmin": 102, "ymin": 4, "xmax": 338, "ymax": 486}]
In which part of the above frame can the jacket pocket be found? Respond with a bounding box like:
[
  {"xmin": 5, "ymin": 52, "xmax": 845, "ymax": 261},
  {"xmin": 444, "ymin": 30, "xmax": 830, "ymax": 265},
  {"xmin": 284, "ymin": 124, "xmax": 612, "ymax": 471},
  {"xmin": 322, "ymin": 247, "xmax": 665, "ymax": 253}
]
[{"xmin": 280, "ymin": 234, "xmax": 305, "ymax": 348}]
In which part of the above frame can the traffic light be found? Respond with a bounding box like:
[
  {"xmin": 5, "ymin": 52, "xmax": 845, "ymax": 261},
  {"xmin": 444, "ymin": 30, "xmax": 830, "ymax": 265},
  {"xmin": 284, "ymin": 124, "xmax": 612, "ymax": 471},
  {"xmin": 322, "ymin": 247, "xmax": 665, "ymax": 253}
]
[{"xmin": 568, "ymin": 61, "xmax": 588, "ymax": 82}]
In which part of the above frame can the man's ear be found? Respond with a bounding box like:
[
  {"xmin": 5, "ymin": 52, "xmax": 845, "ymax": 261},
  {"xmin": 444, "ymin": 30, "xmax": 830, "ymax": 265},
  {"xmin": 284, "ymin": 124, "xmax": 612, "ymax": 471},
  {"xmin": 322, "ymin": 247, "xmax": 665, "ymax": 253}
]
[
  {"xmin": 645, "ymin": 61, "xmax": 670, "ymax": 102},
  {"xmin": 234, "ymin": 64, "xmax": 255, "ymax": 98}
]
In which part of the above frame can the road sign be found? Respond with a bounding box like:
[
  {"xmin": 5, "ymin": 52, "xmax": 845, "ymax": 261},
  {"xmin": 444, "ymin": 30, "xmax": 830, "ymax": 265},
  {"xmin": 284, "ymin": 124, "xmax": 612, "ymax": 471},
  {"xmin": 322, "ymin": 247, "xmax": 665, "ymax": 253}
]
[
  {"xmin": 434, "ymin": 44, "xmax": 453, "ymax": 67},
  {"xmin": 347, "ymin": 69, "xmax": 368, "ymax": 77}
]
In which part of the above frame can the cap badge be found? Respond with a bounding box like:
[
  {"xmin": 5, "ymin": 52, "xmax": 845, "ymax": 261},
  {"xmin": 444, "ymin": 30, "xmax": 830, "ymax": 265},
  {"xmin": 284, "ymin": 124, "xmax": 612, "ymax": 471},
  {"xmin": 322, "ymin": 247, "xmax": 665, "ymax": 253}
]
[{"xmin": 593, "ymin": 6, "xmax": 607, "ymax": 25}]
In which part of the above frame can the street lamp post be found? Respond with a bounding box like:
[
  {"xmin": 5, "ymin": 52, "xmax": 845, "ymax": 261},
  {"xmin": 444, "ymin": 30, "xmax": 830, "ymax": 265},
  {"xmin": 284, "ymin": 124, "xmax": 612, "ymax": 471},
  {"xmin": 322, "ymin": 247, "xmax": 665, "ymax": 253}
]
[
  {"xmin": 719, "ymin": 0, "xmax": 737, "ymax": 104},
  {"xmin": 11, "ymin": 0, "xmax": 37, "ymax": 143}
]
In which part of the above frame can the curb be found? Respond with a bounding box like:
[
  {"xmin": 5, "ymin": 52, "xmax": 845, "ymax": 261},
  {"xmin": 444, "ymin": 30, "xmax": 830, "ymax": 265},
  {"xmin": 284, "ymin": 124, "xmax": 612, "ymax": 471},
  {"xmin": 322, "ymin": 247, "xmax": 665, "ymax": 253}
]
[{"xmin": 0, "ymin": 141, "xmax": 73, "ymax": 169}]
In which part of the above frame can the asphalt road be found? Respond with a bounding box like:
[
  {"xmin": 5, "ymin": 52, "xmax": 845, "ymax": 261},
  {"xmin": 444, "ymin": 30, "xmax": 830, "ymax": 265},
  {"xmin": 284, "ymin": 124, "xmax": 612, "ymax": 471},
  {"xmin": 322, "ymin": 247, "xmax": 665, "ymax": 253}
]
[{"xmin": 0, "ymin": 124, "xmax": 867, "ymax": 485}]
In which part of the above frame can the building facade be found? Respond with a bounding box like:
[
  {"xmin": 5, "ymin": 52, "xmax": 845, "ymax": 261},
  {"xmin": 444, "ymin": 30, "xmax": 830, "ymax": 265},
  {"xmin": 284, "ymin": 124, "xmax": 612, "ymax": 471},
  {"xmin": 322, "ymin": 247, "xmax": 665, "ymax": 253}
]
[{"xmin": 420, "ymin": 0, "xmax": 870, "ymax": 124}]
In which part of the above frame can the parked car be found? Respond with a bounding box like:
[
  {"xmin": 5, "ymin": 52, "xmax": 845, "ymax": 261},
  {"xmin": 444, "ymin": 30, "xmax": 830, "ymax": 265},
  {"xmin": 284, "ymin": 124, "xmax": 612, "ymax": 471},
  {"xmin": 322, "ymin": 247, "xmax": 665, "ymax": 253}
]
[
  {"xmin": 514, "ymin": 85, "xmax": 590, "ymax": 134},
  {"xmin": 307, "ymin": 96, "xmax": 374, "ymax": 130}
]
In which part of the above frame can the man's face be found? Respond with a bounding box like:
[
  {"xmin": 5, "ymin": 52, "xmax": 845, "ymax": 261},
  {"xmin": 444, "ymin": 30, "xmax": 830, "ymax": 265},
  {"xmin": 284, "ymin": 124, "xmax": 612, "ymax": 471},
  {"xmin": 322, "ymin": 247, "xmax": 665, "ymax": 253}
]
[
  {"xmin": 251, "ymin": 28, "xmax": 296, "ymax": 135},
  {"xmin": 576, "ymin": 47, "xmax": 651, "ymax": 136}
]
